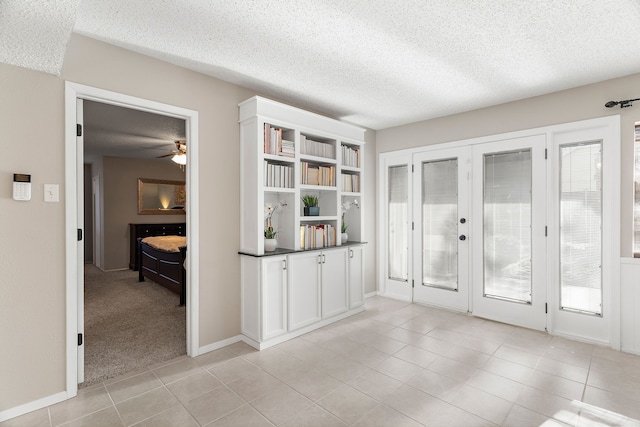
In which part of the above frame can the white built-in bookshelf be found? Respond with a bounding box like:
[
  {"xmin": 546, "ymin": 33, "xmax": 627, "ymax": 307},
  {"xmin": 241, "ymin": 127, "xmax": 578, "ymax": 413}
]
[
  {"xmin": 239, "ymin": 96, "xmax": 365, "ymax": 256},
  {"xmin": 239, "ymin": 97, "xmax": 366, "ymax": 349}
]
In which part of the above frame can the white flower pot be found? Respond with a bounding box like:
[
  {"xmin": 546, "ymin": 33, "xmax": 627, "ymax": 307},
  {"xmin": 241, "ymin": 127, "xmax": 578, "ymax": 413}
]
[
  {"xmin": 341, "ymin": 232, "xmax": 348, "ymax": 244},
  {"xmin": 264, "ymin": 238, "xmax": 277, "ymax": 252}
]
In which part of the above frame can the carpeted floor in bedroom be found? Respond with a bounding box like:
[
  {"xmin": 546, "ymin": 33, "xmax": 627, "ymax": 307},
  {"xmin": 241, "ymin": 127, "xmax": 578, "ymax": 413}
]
[{"xmin": 81, "ymin": 264, "xmax": 186, "ymax": 387}]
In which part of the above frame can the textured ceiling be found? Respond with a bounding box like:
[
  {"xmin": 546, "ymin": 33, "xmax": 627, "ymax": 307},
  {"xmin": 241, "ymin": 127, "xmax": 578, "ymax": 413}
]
[{"xmin": 4, "ymin": 1, "xmax": 640, "ymax": 130}]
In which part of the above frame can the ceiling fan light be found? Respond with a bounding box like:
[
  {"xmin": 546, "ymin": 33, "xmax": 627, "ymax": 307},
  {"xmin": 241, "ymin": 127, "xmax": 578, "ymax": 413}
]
[{"xmin": 172, "ymin": 153, "xmax": 186, "ymax": 165}]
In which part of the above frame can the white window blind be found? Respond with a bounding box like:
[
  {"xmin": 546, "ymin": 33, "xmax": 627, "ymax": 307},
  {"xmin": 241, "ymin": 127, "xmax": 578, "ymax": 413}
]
[
  {"xmin": 388, "ymin": 165, "xmax": 408, "ymax": 281},
  {"xmin": 560, "ymin": 142, "xmax": 602, "ymax": 315},
  {"xmin": 422, "ymin": 159, "xmax": 458, "ymax": 290},
  {"xmin": 483, "ymin": 150, "xmax": 532, "ymax": 303}
]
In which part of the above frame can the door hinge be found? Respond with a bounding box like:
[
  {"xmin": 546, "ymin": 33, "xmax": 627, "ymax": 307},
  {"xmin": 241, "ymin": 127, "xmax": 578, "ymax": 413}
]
[
  {"xmin": 77, "ymin": 229, "xmax": 83, "ymax": 241},
  {"xmin": 412, "ymin": 222, "xmax": 414, "ymax": 231},
  {"xmin": 545, "ymin": 303, "xmax": 548, "ymax": 314},
  {"xmin": 545, "ymin": 226, "xmax": 547, "ymax": 237},
  {"xmin": 76, "ymin": 124, "xmax": 82, "ymax": 137},
  {"xmin": 412, "ymin": 164, "xmax": 414, "ymax": 173},
  {"xmin": 78, "ymin": 333, "xmax": 83, "ymax": 346},
  {"xmin": 544, "ymin": 149, "xmax": 548, "ymax": 159},
  {"xmin": 412, "ymin": 279, "xmax": 415, "ymax": 288}
]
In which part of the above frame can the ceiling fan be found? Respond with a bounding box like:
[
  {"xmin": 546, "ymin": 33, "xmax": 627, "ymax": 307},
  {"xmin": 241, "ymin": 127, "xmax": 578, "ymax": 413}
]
[{"xmin": 157, "ymin": 140, "xmax": 187, "ymax": 165}]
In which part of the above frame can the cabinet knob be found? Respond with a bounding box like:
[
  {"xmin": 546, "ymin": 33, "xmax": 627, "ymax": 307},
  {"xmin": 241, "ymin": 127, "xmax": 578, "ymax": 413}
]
[
  {"xmin": 459, "ymin": 235, "xmax": 466, "ymax": 241},
  {"xmin": 350, "ymin": 249, "xmax": 353, "ymax": 258},
  {"xmin": 282, "ymin": 260, "xmax": 287, "ymax": 270}
]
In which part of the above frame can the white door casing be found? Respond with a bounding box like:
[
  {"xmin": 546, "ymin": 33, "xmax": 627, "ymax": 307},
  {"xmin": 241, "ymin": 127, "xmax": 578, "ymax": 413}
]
[{"xmin": 65, "ymin": 82, "xmax": 200, "ymax": 397}]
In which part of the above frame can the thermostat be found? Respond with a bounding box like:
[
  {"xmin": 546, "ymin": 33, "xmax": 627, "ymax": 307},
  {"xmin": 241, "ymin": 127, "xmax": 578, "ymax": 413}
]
[{"xmin": 13, "ymin": 174, "xmax": 31, "ymax": 201}]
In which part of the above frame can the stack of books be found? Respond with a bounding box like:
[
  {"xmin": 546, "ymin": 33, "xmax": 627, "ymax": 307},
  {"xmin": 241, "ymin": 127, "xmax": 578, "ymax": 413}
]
[
  {"xmin": 300, "ymin": 224, "xmax": 337, "ymax": 249},
  {"xmin": 342, "ymin": 145, "xmax": 360, "ymax": 167},
  {"xmin": 264, "ymin": 124, "xmax": 295, "ymax": 157},
  {"xmin": 301, "ymin": 162, "xmax": 335, "ymax": 186},
  {"xmin": 300, "ymin": 135, "xmax": 335, "ymax": 159},
  {"xmin": 264, "ymin": 161, "xmax": 294, "ymax": 188},
  {"xmin": 280, "ymin": 139, "xmax": 295, "ymax": 157},
  {"xmin": 341, "ymin": 173, "xmax": 360, "ymax": 192}
]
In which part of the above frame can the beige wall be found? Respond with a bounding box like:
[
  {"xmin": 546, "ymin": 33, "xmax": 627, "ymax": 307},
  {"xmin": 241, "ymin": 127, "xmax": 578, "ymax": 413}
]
[
  {"xmin": 0, "ymin": 63, "xmax": 66, "ymax": 410},
  {"xmin": 100, "ymin": 156, "xmax": 186, "ymax": 270},
  {"xmin": 377, "ymin": 73, "xmax": 640, "ymax": 256},
  {"xmin": 0, "ymin": 33, "xmax": 378, "ymax": 413}
]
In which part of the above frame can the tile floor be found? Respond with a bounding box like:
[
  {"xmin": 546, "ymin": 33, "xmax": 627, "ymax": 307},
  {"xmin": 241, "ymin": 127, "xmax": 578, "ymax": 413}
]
[{"xmin": 4, "ymin": 296, "xmax": 640, "ymax": 426}]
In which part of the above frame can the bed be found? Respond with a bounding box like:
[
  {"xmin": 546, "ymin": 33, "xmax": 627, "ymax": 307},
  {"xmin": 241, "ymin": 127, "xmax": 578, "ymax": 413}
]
[{"xmin": 138, "ymin": 236, "xmax": 187, "ymax": 306}]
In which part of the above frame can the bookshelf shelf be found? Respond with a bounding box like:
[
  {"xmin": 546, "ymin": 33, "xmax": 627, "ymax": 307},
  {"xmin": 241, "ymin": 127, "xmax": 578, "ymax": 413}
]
[
  {"xmin": 264, "ymin": 187, "xmax": 295, "ymax": 194},
  {"xmin": 264, "ymin": 153, "xmax": 296, "ymax": 163},
  {"xmin": 300, "ymin": 215, "xmax": 338, "ymax": 222},
  {"xmin": 299, "ymin": 154, "xmax": 337, "ymax": 165}
]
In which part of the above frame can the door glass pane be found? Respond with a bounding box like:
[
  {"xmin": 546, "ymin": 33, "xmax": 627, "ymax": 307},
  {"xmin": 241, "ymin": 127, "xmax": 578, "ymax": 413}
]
[
  {"xmin": 560, "ymin": 142, "xmax": 602, "ymax": 315},
  {"xmin": 484, "ymin": 150, "xmax": 532, "ymax": 303},
  {"xmin": 388, "ymin": 165, "xmax": 408, "ymax": 281},
  {"xmin": 422, "ymin": 159, "xmax": 458, "ymax": 290}
]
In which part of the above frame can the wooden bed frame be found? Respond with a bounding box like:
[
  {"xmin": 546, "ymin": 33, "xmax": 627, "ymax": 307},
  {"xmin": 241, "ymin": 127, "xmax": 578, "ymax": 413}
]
[{"xmin": 137, "ymin": 237, "xmax": 187, "ymax": 306}]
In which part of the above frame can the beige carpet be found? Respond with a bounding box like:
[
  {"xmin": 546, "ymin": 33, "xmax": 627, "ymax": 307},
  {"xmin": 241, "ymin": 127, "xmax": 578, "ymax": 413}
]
[{"xmin": 82, "ymin": 265, "xmax": 186, "ymax": 387}]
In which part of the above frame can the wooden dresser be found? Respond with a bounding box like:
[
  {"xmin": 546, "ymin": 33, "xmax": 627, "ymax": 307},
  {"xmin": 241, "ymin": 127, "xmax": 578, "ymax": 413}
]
[{"xmin": 129, "ymin": 223, "xmax": 186, "ymax": 270}]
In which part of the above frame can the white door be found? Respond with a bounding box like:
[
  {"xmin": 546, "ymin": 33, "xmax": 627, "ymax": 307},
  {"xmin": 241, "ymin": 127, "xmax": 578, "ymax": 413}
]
[
  {"xmin": 412, "ymin": 147, "xmax": 470, "ymax": 312},
  {"xmin": 261, "ymin": 256, "xmax": 287, "ymax": 340},
  {"xmin": 348, "ymin": 245, "xmax": 364, "ymax": 308},
  {"xmin": 288, "ymin": 252, "xmax": 321, "ymax": 330},
  {"xmin": 322, "ymin": 248, "xmax": 348, "ymax": 318},
  {"xmin": 471, "ymin": 135, "xmax": 547, "ymax": 330},
  {"xmin": 76, "ymin": 99, "xmax": 85, "ymax": 384}
]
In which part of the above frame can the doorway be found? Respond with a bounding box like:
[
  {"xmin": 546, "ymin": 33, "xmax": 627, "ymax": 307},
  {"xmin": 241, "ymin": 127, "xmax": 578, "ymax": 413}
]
[
  {"xmin": 81, "ymin": 99, "xmax": 188, "ymax": 386},
  {"xmin": 65, "ymin": 82, "xmax": 200, "ymax": 396}
]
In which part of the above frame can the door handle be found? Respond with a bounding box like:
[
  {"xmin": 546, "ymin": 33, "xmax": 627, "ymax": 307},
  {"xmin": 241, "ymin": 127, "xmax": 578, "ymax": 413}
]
[{"xmin": 459, "ymin": 235, "xmax": 467, "ymax": 241}]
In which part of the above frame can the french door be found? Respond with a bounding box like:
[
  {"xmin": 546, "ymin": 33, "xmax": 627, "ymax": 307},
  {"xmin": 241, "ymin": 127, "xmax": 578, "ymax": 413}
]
[
  {"xmin": 412, "ymin": 147, "xmax": 470, "ymax": 312},
  {"xmin": 411, "ymin": 138, "xmax": 546, "ymax": 329},
  {"xmin": 471, "ymin": 136, "xmax": 547, "ymax": 330},
  {"xmin": 381, "ymin": 117, "xmax": 618, "ymax": 343}
]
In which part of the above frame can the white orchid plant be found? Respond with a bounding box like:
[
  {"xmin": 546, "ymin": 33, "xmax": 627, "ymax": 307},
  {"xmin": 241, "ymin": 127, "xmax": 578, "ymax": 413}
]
[
  {"xmin": 341, "ymin": 199, "xmax": 359, "ymax": 233},
  {"xmin": 264, "ymin": 201, "xmax": 287, "ymax": 239}
]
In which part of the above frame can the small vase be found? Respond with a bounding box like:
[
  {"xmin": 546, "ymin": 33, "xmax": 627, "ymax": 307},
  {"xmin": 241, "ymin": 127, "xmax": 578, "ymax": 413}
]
[
  {"xmin": 304, "ymin": 206, "xmax": 320, "ymax": 216},
  {"xmin": 264, "ymin": 238, "xmax": 277, "ymax": 252},
  {"xmin": 341, "ymin": 232, "xmax": 348, "ymax": 244}
]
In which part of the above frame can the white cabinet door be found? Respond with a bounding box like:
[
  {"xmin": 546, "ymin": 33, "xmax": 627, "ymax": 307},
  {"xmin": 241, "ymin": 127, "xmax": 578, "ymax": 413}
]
[
  {"xmin": 261, "ymin": 256, "xmax": 288, "ymax": 340},
  {"xmin": 322, "ymin": 248, "xmax": 349, "ymax": 318},
  {"xmin": 288, "ymin": 251, "xmax": 322, "ymax": 330},
  {"xmin": 348, "ymin": 246, "xmax": 364, "ymax": 309}
]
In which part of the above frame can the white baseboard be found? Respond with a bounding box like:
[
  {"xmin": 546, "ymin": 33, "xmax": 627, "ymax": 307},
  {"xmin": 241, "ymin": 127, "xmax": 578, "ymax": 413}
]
[
  {"xmin": 242, "ymin": 306, "xmax": 366, "ymax": 351},
  {"xmin": 364, "ymin": 291, "xmax": 379, "ymax": 298},
  {"xmin": 197, "ymin": 334, "xmax": 243, "ymax": 356},
  {"xmin": 0, "ymin": 390, "xmax": 70, "ymax": 423},
  {"xmin": 378, "ymin": 291, "xmax": 412, "ymax": 302}
]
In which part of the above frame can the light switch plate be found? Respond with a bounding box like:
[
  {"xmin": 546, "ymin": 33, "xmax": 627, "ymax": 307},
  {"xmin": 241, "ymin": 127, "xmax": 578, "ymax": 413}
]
[{"xmin": 44, "ymin": 184, "xmax": 59, "ymax": 202}]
